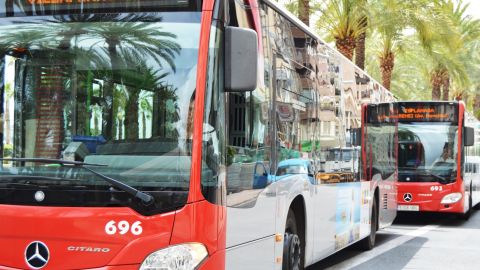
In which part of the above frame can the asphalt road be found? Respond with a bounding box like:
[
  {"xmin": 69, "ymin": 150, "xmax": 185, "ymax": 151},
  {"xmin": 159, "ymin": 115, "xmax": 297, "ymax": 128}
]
[{"xmin": 308, "ymin": 209, "xmax": 480, "ymax": 270}]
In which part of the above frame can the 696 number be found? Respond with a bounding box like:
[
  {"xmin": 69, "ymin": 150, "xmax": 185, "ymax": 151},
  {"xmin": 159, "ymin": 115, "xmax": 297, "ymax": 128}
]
[{"xmin": 105, "ymin": 220, "xmax": 143, "ymax": 235}]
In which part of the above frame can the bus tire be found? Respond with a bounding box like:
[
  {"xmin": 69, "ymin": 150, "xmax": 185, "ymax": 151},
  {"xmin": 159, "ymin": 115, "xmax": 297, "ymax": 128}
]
[
  {"xmin": 474, "ymin": 199, "xmax": 480, "ymax": 210},
  {"xmin": 283, "ymin": 209, "xmax": 304, "ymax": 270},
  {"xmin": 358, "ymin": 198, "xmax": 377, "ymax": 250}
]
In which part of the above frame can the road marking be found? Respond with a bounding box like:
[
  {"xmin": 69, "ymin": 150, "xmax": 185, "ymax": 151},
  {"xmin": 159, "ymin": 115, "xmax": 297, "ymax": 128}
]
[{"xmin": 325, "ymin": 225, "xmax": 439, "ymax": 270}]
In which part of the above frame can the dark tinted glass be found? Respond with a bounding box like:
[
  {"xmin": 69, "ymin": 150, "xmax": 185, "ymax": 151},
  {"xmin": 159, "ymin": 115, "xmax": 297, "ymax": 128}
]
[{"xmin": 0, "ymin": 0, "xmax": 201, "ymax": 17}]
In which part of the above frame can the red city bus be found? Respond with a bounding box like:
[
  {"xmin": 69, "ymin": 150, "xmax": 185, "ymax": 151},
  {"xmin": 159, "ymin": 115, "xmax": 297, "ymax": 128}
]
[
  {"xmin": 395, "ymin": 101, "xmax": 479, "ymax": 218},
  {"xmin": 0, "ymin": 0, "xmax": 397, "ymax": 269}
]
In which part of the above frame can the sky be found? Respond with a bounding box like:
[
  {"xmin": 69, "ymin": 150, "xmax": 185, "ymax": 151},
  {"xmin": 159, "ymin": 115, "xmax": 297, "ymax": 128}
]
[{"xmin": 463, "ymin": 0, "xmax": 480, "ymax": 18}]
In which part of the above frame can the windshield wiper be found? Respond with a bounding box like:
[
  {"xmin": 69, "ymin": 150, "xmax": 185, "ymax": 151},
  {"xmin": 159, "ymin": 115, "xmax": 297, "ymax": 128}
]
[
  {"xmin": 426, "ymin": 172, "xmax": 450, "ymax": 184},
  {"xmin": 0, "ymin": 158, "xmax": 154, "ymax": 205}
]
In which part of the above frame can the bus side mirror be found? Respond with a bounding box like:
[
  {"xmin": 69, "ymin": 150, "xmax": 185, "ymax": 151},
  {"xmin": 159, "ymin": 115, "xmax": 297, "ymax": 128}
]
[
  {"xmin": 225, "ymin": 26, "xmax": 258, "ymax": 92},
  {"xmin": 464, "ymin": 126, "xmax": 475, "ymax": 147},
  {"xmin": 352, "ymin": 128, "xmax": 361, "ymax": 146}
]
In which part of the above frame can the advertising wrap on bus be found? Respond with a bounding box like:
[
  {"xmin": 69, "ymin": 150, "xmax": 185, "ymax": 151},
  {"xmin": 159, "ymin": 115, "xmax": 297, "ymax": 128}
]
[{"xmin": 0, "ymin": 0, "xmax": 399, "ymax": 269}]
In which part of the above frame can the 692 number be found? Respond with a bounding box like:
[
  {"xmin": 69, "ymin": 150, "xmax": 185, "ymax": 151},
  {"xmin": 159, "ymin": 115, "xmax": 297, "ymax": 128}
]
[{"xmin": 105, "ymin": 220, "xmax": 143, "ymax": 235}]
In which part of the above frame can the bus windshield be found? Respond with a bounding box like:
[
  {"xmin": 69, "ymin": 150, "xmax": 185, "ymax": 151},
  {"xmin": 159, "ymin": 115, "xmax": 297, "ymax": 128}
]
[
  {"xmin": 398, "ymin": 122, "xmax": 458, "ymax": 183},
  {"xmin": 0, "ymin": 11, "xmax": 201, "ymax": 214}
]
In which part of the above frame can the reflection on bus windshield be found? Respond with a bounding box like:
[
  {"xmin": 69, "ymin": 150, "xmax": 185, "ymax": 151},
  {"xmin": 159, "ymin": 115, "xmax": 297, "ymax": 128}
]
[{"xmin": 398, "ymin": 123, "xmax": 458, "ymax": 183}]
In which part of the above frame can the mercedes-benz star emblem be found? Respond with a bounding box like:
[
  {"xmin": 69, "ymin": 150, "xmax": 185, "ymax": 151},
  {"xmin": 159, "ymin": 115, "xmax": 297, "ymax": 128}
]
[
  {"xmin": 34, "ymin": 191, "xmax": 45, "ymax": 202},
  {"xmin": 25, "ymin": 241, "xmax": 49, "ymax": 269},
  {"xmin": 403, "ymin": 193, "xmax": 413, "ymax": 202}
]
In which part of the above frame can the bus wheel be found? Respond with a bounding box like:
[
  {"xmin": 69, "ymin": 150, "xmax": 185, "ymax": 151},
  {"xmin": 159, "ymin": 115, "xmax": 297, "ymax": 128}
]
[
  {"xmin": 283, "ymin": 209, "xmax": 304, "ymax": 270},
  {"xmin": 474, "ymin": 200, "xmax": 480, "ymax": 210},
  {"xmin": 358, "ymin": 198, "xmax": 377, "ymax": 250}
]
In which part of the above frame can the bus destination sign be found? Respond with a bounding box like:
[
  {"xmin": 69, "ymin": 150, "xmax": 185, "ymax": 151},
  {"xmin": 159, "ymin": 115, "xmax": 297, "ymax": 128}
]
[
  {"xmin": 397, "ymin": 103, "xmax": 458, "ymax": 123},
  {"xmin": 367, "ymin": 102, "xmax": 458, "ymax": 124}
]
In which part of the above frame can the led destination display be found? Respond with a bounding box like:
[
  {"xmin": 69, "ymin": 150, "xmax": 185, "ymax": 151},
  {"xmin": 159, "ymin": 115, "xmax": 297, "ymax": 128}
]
[{"xmin": 367, "ymin": 102, "xmax": 458, "ymax": 124}]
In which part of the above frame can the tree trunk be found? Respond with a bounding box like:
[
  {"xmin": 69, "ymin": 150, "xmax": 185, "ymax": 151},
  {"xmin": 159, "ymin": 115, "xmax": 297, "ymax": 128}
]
[
  {"xmin": 335, "ymin": 36, "xmax": 356, "ymax": 60},
  {"xmin": 125, "ymin": 90, "xmax": 140, "ymax": 141},
  {"xmin": 142, "ymin": 111, "xmax": 146, "ymax": 138},
  {"xmin": 298, "ymin": 0, "xmax": 310, "ymax": 26},
  {"xmin": 93, "ymin": 112, "xmax": 99, "ymax": 135},
  {"xmin": 379, "ymin": 51, "xmax": 394, "ymax": 90},
  {"xmin": 104, "ymin": 40, "xmax": 120, "ymax": 140},
  {"xmin": 430, "ymin": 70, "xmax": 442, "ymax": 100},
  {"xmin": 355, "ymin": 18, "xmax": 368, "ymax": 70},
  {"xmin": 5, "ymin": 0, "xmax": 13, "ymax": 17},
  {"xmin": 5, "ymin": 95, "xmax": 10, "ymax": 145},
  {"xmin": 474, "ymin": 89, "xmax": 480, "ymax": 118},
  {"xmin": 441, "ymin": 71, "xmax": 450, "ymax": 101},
  {"xmin": 118, "ymin": 118, "xmax": 123, "ymax": 140}
]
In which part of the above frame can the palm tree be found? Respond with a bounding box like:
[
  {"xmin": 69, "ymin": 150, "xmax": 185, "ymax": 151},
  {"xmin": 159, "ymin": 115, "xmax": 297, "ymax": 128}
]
[
  {"xmin": 354, "ymin": 15, "xmax": 368, "ymax": 70},
  {"xmin": 368, "ymin": 0, "xmax": 446, "ymax": 90},
  {"xmin": 354, "ymin": 0, "xmax": 368, "ymax": 70},
  {"xmin": 464, "ymin": 40, "xmax": 480, "ymax": 116},
  {"xmin": 424, "ymin": 0, "xmax": 479, "ymax": 100},
  {"xmin": 369, "ymin": 0, "xmax": 408, "ymax": 90},
  {"xmin": 298, "ymin": 0, "xmax": 310, "ymax": 25},
  {"xmin": 316, "ymin": 0, "xmax": 367, "ymax": 60}
]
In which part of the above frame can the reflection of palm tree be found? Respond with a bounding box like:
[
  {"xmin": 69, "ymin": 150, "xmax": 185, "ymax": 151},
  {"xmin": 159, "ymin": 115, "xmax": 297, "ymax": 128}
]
[
  {"xmin": 0, "ymin": 29, "xmax": 50, "ymax": 51},
  {"xmin": 113, "ymin": 84, "xmax": 128, "ymax": 139},
  {"xmin": 139, "ymin": 91, "xmax": 153, "ymax": 138},
  {"xmin": 4, "ymin": 81, "xmax": 14, "ymax": 145},
  {"xmin": 50, "ymin": 14, "xmax": 118, "ymax": 50},
  {"xmin": 45, "ymin": 14, "xmax": 181, "ymax": 140},
  {"xmin": 117, "ymin": 52, "xmax": 171, "ymax": 140},
  {"xmin": 0, "ymin": 13, "xmax": 182, "ymax": 142},
  {"xmin": 86, "ymin": 15, "xmax": 181, "ymax": 139}
]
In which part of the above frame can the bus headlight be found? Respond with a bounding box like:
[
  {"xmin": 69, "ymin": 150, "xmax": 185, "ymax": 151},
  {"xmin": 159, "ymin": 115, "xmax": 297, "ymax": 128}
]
[
  {"xmin": 440, "ymin": 193, "xmax": 462, "ymax": 204},
  {"xmin": 139, "ymin": 243, "xmax": 208, "ymax": 270}
]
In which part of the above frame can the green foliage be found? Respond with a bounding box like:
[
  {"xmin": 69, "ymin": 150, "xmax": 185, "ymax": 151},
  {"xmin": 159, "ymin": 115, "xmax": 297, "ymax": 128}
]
[
  {"xmin": 315, "ymin": 0, "xmax": 368, "ymax": 43},
  {"xmin": 308, "ymin": 0, "xmax": 480, "ymax": 110},
  {"xmin": 3, "ymin": 144, "xmax": 13, "ymax": 158}
]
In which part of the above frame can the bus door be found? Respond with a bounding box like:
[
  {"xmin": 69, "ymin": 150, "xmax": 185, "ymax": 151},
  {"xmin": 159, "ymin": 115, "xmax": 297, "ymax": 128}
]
[
  {"xmin": 224, "ymin": 91, "xmax": 277, "ymax": 269},
  {"xmin": 363, "ymin": 103, "xmax": 397, "ymax": 228}
]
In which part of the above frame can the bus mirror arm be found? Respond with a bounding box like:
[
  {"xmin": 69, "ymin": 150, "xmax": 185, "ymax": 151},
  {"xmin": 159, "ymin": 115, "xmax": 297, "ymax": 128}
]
[
  {"xmin": 464, "ymin": 126, "xmax": 475, "ymax": 147},
  {"xmin": 225, "ymin": 26, "xmax": 258, "ymax": 92}
]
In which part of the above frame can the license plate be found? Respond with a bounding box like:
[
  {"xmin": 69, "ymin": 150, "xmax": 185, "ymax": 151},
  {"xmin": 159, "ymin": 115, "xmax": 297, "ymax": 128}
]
[{"xmin": 398, "ymin": 205, "xmax": 419, "ymax": 211}]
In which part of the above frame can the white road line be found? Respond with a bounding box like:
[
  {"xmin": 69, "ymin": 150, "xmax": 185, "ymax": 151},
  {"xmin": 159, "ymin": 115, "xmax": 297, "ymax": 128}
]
[{"xmin": 325, "ymin": 225, "xmax": 439, "ymax": 270}]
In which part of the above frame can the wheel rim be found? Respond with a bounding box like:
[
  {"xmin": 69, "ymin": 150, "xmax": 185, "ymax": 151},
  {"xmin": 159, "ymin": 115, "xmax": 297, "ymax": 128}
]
[{"xmin": 288, "ymin": 234, "xmax": 301, "ymax": 270}]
